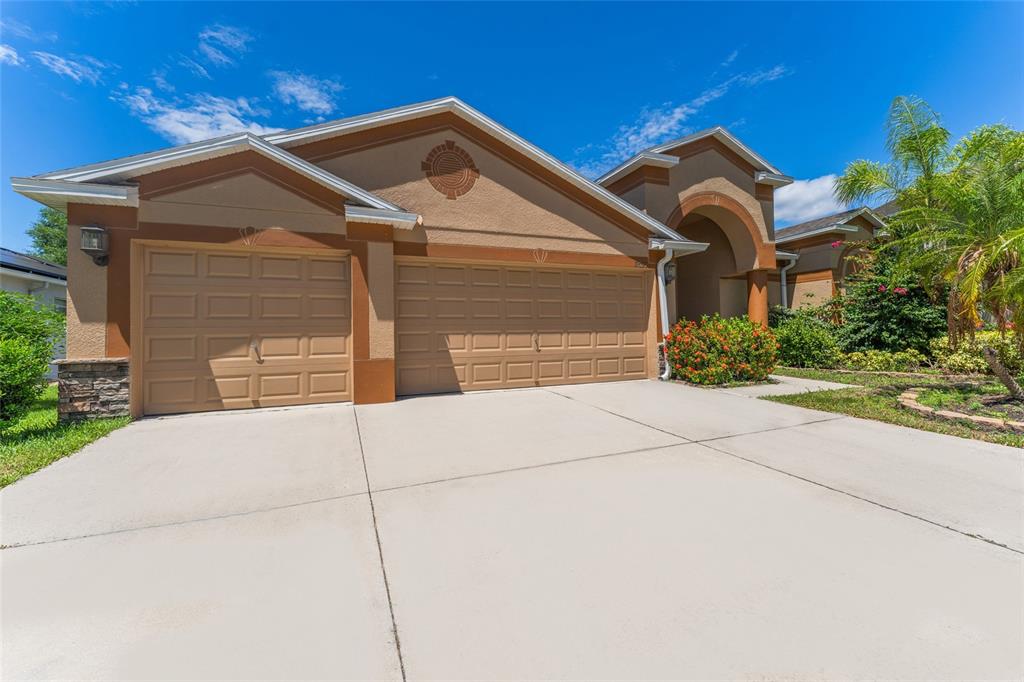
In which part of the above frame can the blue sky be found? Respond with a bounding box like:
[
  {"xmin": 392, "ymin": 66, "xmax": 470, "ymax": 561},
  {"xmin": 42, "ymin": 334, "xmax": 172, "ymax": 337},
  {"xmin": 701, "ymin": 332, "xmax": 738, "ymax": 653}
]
[{"xmin": 2, "ymin": 1, "xmax": 1022, "ymax": 255}]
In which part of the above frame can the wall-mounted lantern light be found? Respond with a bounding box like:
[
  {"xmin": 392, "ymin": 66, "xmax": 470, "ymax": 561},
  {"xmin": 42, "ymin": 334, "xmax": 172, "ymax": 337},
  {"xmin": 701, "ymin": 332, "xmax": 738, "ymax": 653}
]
[
  {"xmin": 80, "ymin": 225, "xmax": 109, "ymax": 266},
  {"xmin": 664, "ymin": 261, "xmax": 677, "ymax": 284}
]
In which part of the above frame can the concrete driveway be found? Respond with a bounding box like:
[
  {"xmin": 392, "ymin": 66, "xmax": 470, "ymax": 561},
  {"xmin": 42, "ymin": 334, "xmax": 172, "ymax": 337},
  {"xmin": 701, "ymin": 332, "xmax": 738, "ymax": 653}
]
[{"xmin": 2, "ymin": 380, "xmax": 1021, "ymax": 680}]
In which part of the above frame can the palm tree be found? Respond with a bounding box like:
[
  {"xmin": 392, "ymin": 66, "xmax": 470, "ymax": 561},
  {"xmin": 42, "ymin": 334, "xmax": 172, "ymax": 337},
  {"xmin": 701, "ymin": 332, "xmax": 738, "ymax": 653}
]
[{"xmin": 836, "ymin": 97, "xmax": 1024, "ymax": 397}]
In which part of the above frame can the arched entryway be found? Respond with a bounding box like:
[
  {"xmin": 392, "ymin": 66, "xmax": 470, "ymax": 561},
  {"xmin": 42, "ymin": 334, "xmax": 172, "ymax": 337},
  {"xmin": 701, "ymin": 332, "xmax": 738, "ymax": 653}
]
[{"xmin": 665, "ymin": 191, "xmax": 775, "ymax": 326}]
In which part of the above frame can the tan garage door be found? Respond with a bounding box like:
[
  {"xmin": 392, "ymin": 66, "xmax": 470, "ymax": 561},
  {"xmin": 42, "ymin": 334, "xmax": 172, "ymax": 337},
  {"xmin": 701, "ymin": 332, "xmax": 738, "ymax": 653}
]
[
  {"xmin": 395, "ymin": 259, "xmax": 651, "ymax": 395},
  {"xmin": 140, "ymin": 244, "xmax": 351, "ymax": 415}
]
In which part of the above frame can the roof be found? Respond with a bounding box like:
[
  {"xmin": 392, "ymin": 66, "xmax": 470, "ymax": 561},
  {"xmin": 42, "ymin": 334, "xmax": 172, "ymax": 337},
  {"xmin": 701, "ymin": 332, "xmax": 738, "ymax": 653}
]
[
  {"xmin": 15, "ymin": 97, "xmax": 697, "ymax": 244},
  {"xmin": 29, "ymin": 132, "xmax": 401, "ymax": 212},
  {"xmin": 596, "ymin": 126, "xmax": 792, "ymax": 187},
  {"xmin": 774, "ymin": 206, "xmax": 886, "ymax": 244},
  {"xmin": 873, "ymin": 200, "xmax": 899, "ymax": 217},
  {"xmin": 1, "ymin": 248, "xmax": 67, "ymax": 281},
  {"xmin": 265, "ymin": 96, "xmax": 690, "ymax": 243}
]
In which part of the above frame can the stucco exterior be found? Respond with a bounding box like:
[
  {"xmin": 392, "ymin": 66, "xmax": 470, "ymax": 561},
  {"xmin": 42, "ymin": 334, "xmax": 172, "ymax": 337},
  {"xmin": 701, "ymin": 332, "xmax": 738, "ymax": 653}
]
[
  {"xmin": 65, "ymin": 208, "xmax": 109, "ymax": 358},
  {"xmin": 315, "ymin": 130, "xmax": 647, "ymax": 258}
]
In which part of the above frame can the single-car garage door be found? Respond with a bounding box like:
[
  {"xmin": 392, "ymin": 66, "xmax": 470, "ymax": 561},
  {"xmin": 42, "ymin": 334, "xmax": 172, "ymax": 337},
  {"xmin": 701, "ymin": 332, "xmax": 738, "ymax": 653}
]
[
  {"xmin": 139, "ymin": 244, "xmax": 351, "ymax": 415},
  {"xmin": 395, "ymin": 259, "xmax": 651, "ymax": 395}
]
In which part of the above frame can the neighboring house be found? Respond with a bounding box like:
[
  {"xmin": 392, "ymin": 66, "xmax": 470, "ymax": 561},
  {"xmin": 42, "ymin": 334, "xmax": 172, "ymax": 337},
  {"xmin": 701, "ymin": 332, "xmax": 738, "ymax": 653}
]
[
  {"xmin": 769, "ymin": 206, "xmax": 887, "ymax": 309},
  {"xmin": 0, "ymin": 248, "xmax": 68, "ymax": 376},
  {"xmin": 11, "ymin": 96, "xmax": 789, "ymax": 419}
]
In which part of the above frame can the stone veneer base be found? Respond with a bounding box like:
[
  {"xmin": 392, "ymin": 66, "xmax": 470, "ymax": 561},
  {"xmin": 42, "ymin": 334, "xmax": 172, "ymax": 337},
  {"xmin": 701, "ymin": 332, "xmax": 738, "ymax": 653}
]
[{"xmin": 56, "ymin": 358, "xmax": 130, "ymax": 423}]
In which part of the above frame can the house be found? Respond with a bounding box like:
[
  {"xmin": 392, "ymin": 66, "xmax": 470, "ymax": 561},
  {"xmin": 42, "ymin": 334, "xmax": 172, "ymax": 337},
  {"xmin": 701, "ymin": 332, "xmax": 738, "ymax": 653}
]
[
  {"xmin": 1, "ymin": 247, "xmax": 68, "ymax": 376},
  {"xmin": 11, "ymin": 97, "xmax": 790, "ymax": 420},
  {"xmin": 769, "ymin": 206, "xmax": 887, "ymax": 309}
]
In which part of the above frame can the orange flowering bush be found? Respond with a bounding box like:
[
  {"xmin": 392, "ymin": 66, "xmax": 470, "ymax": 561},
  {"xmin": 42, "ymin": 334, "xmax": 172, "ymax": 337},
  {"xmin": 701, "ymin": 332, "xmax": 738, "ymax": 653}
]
[{"xmin": 664, "ymin": 314, "xmax": 778, "ymax": 385}]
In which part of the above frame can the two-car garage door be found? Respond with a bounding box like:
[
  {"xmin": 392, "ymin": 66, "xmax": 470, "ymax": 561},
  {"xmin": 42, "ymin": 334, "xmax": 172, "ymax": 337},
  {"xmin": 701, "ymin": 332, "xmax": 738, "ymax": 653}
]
[
  {"xmin": 395, "ymin": 260, "xmax": 651, "ymax": 396},
  {"xmin": 140, "ymin": 244, "xmax": 351, "ymax": 415}
]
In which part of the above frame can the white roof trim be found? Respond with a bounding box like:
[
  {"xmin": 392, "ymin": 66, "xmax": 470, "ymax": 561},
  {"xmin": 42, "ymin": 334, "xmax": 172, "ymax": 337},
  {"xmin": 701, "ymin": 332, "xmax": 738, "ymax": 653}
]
[
  {"xmin": 776, "ymin": 250, "xmax": 799, "ymax": 259},
  {"xmin": 844, "ymin": 206, "xmax": 887, "ymax": 230},
  {"xmin": 11, "ymin": 177, "xmax": 139, "ymax": 211},
  {"xmin": 595, "ymin": 152, "xmax": 679, "ymax": 186},
  {"xmin": 35, "ymin": 132, "xmax": 400, "ymax": 212},
  {"xmin": 265, "ymin": 97, "xmax": 685, "ymax": 241},
  {"xmin": 775, "ymin": 223, "xmax": 859, "ymax": 244},
  {"xmin": 755, "ymin": 171, "xmax": 794, "ymax": 187},
  {"xmin": 344, "ymin": 206, "xmax": 420, "ymax": 230},
  {"xmin": 649, "ymin": 238, "xmax": 709, "ymax": 255},
  {"xmin": 0, "ymin": 266, "xmax": 68, "ymax": 287},
  {"xmin": 598, "ymin": 126, "xmax": 783, "ymax": 190}
]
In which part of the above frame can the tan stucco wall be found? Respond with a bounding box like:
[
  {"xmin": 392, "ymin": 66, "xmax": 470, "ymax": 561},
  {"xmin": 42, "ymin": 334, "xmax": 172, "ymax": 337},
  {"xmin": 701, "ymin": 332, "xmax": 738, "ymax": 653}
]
[
  {"xmin": 64, "ymin": 219, "xmax": 108, "ymax": 358},
  {"xmin": 643, "ymin": 148, "xmax": 772, "ymax": 244},
  {"xmin": 315, "ymin": 130, "xmax": 646, "ymax": 257},
  {"xmin": 367, "ymin": 240, "xmax": 394, "ymax": 359},
  {"xmin": 673, "ymin": 217, "xmax": 737, "ymax": 321},
  {"xmin": 719, "ymin": 278, "xmax": 748, "ymax": 318},
  {"xmin": 139, "ymin": 172, "xmax": 346, "ymax": 234},
  {"xmin": 767, "ymin": 280, "xmax": 782, "ymax": 307},
  {"xmin": 792, "ymin": 277, "xmax": 833, "ymax": 308}
]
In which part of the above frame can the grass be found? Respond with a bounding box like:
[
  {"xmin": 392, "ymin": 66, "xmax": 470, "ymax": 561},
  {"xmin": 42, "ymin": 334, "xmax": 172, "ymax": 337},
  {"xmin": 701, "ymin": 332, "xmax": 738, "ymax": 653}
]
[
  {"xmin": 768, "ymin": 367, "xmax": 1024, "ymax": 448},
  {"xmin": 0, "ymin": 385, "xmax": 130, "ymax": 488}
]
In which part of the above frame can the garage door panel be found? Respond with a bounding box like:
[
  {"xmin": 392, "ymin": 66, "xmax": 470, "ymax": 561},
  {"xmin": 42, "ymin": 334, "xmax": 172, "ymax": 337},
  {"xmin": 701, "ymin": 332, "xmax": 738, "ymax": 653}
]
[
  {"xmin": 396, "ymin": 260, "xmax": 650, "ymax": 395},
  {"xmin": 142, "ymin": 245, "xmax": 351, "ymax": 415}
]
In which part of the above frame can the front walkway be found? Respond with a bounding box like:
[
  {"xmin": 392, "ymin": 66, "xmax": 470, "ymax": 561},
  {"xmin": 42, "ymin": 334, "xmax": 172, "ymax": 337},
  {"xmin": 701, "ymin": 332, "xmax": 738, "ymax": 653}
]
[{"xmin": 3, "ymin": 381, "xmax": 1020, "ymax": 679}]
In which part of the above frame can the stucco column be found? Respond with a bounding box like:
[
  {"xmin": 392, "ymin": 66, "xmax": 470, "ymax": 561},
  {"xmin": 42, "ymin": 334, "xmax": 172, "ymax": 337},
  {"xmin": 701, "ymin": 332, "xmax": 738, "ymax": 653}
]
[
  {"xmin": 349, "ymin": 224, "xmax": 397, "ymax": 405},
  {"xmin": 746, "ymin": 270, "xmax": 769, "ymax": 327}
]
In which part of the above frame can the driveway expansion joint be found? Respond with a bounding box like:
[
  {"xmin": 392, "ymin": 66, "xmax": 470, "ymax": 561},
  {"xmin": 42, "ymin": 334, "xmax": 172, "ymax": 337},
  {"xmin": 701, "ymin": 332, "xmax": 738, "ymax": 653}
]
[
  {"xmin": 697, "ymin": 439, "xmax": 1022, "ymax": 555},
  {"xmin": 354, "ymin": 408, "xmax": 408, "ymax": 681}
]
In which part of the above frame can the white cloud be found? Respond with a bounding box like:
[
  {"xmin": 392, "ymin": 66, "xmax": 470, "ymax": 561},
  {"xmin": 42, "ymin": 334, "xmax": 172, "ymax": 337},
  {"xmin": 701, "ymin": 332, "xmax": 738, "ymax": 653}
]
[
  {"xmin": 0, "ymin": 18, "xmax": 57, "ymax": 42},
  {"xmin": 573, "ymin": 65, "xmax": 790, "ymax": 179},
  {"xmin": 774, "ymin": 174, "xmax": 846, "ymax": 225},
  {"xmin": 720, "ymin": 49, "xmax": 739, "ymax": 68},
  {"xmin": 0, "ymin": 44, "xmax": 24, "ymax": 66},
  {"xmin": 197, "ymin": 24, "xmax": 253, "ymax": 67},
  {"xmin": 112, "ymin": 85, "xmax": 282, "ymax": 144},
  {"xmin": 269, "ymin": 70, "xmax": 343, "ymax": 115},
  {"xmin": 178, "ymin": 55, "xmax": 211, "ymax": 80},
  {"xmin": 31, "ymin": 51, "xmax": 109, "ymax": 84}
]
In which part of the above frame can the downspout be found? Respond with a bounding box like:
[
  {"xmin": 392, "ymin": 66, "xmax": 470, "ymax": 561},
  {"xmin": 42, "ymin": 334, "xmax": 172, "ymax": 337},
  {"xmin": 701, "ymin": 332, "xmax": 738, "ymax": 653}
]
[
  {"xmin": 650, "ymin": 238, "xmax": 710, "ymax": 380},
  {"xmin": 656, "ymin": 248, "xmax": 675, "ymax": 380},
  {"xmin": 777, "ymin": 252, "xmax": 799, "ymax": 309}
]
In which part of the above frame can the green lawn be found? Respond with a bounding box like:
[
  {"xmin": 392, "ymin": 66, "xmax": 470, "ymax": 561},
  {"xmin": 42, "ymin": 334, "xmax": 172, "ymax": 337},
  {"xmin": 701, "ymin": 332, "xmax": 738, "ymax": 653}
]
[
  {"xmin": 769, "ymin": 367, "xmax": 1024, "ymax": 448},
  {"xmin": 0, "ymin": 385, "xmax": 130, "ymax": 488}
]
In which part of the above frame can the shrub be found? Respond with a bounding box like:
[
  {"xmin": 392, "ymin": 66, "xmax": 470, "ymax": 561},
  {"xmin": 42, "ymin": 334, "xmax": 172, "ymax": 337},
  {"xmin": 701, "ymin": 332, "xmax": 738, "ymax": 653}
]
[
  {"xmin": 836, "ymin": 275, "xmax": 946, "ymax": 354},
  {"xmin": 0, "ymin": 338, "xmax": 51, "ymax": 422},
  {"xmin": 929, "ymin": 332, "xmax": 1022, "ymax": 375},
  {"xmin": 775, "ymin": 316, "xmax": 842, "ymax": 368},
  {"xmin": 0, "ymin": 291, "xmax": 64, "ymax": 423},
  {"xmin": 664, "ymin": 314, "xmax": 778, "ymax": 385},
  {"xmin": 840, "ymin": 348, "xmax": 926, "ymax": 372}
]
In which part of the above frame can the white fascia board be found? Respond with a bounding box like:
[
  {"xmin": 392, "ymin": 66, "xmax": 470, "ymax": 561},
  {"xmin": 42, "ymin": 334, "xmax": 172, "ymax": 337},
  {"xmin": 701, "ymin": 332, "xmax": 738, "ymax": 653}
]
[
  {"xmin": 344, "ymin": 206, "xmax": 420, "ymax": 230},
  {"xmin": 775, "ymin": 250, "xmax": 799, "ymax": 260},
  {"xmin": 755, "ymin": 171, "xmax": 794, "ymax": 187},
  {"xmin": 266, "ymin": 97, "xmax": 686, "ymax": 241},
  {"xmin": 595, "ymin": 152, "xmax": 679, "ymax": 186},
  {"xmin": 848, "ymin": 206, "xmax": 887, "ymax": 229},
  {"xmin": 0, "ymin": 266, "xmax": 67, "ymax": 287},
  {"xmin": 648, "ymin": 127, "xmax": 782, "ymax": 175},
  {"xmin": 775, "ymin": 224, "xmax": 859, "ymax": 244},
  {"xmin": 34, "ymin": 133, "xmax": 400, "ymax": 212},
  {"xmin": 649, "ymin": 238, "xmax": 710, "ymax": 255},
  {"xmin": 11, "ymin": 177, "xmax": 139, "ymax": 211}
]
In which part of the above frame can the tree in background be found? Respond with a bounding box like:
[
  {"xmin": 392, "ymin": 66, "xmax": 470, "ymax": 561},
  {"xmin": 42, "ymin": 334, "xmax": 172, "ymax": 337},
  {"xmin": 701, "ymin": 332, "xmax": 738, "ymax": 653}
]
[
  {"xmin": 836, "ymin": 96, "xmax": 1024, "ymax": 397},
  {"xmin": 26, "ymin": 207, "xmax": 68, "ymax": 265}
]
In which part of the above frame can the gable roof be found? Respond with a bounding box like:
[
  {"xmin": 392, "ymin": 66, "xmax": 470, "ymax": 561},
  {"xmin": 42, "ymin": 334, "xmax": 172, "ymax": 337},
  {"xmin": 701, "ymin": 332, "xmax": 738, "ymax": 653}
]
[
  {"xmin": 774, "ymin": 206, "xmax": 886, "ymax": 244},
  {"xmin": 264, "ymin": 96, "xmax": 691, "ymax": 243},
  {"xmin": 596, "ymin": 126, "xmax": 792, "ymax": 187},
  {"xmin": 1, "ymin": 247, "xmax": 67, "ymax": 281},
  {"xmin": 30, "ymin": 132, "xmax": 401, "ymax": 212}
]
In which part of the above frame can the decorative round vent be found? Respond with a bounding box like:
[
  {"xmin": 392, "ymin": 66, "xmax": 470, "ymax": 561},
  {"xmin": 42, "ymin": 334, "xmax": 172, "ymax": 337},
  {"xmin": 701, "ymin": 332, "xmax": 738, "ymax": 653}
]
[{"xmin": 421, "ymin": 140, "xmax": 479, "ymax": 199}]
